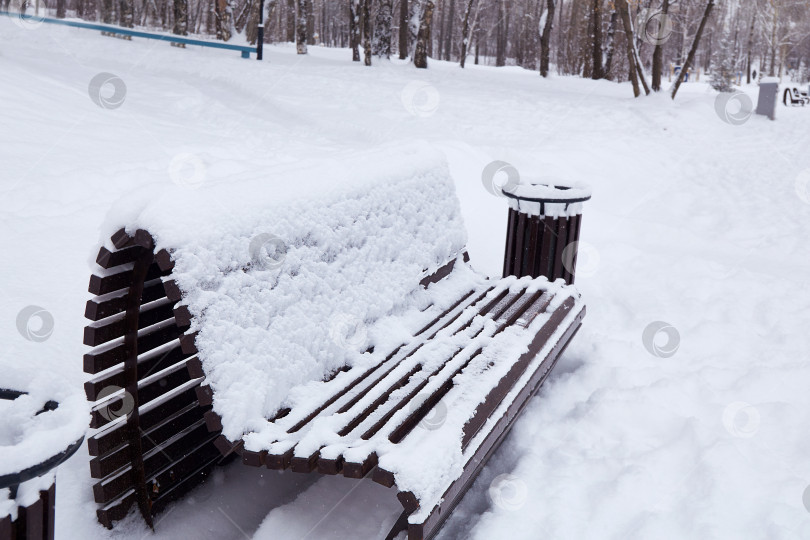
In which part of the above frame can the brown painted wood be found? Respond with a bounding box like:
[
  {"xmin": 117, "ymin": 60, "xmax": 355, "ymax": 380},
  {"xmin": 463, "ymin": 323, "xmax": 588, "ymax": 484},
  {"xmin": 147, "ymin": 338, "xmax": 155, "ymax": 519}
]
[
  {"xmin": 88, "ymin": 263, "xmax": 166, "ymax": 296},
  {"xmin": 502, "ymin": 208, "xmax": 517, "ymax": 277},
  {"xmin": 89, "ymin": 359, "xmax": 194, "ymax": 429},
  {"xmin": 155, "ymin": 249, "xmax": 174, "ymax": 272},
  {"xmin": 512, "ymin": 212, "xmax": 527, "ymax": 278},
  {"xmin": 461, "ymin": 296, "xmax": 574, "ymax": 447},
  {"xmin": 96, "ymin": 245, "xmax": 144, "ymax": 269},
  {"xmin": 111, "ymin": 228, "xmax": 133, "ymax": 249},
  {"xmin": 83, "ymin": 300, "xmax": 176, "ymax": 347},
  {"xmin": 83, "ymin": 322, "xmax": 184, "ymax": 374},
  {"xmin": 84, "ymin": 279, "xmax": 167, "ymax": 322},
  {"xmin": 551, "ymin": 217, "xmax": 568, "ymax": 282},
  {"xmin": 408, "ymin": 308, "xmax": 584, "ymax": 540},
  {"xmin": 84, "ymin": 344, "xmax": 189, "ymax": 402}
]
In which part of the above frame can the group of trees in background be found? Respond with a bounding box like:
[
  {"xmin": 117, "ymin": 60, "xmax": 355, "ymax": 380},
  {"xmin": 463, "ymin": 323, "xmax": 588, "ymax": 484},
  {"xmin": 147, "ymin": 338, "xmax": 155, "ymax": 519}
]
[{"xmin": 10, "ymin": 0, "xmax": 810, "ymax": 96}]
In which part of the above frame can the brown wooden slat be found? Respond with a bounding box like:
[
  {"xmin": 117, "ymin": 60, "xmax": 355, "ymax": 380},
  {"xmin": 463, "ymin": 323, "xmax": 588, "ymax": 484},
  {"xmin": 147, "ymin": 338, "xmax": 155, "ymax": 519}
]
[
  {"xmin": 87, "ymin": 385, "xmax": 201, "ymax": 456},
  {"xmin": 90, "ymin": 359, "xmax": 194, "ymax": 429},
  {"xmin": 83, "ymin": 321, "xmax": 184, "ymax": 374},
  {"xmin": 90, "ymin": 405, "xmax": 210, "ymax": 478},
  {"xmin": 512, "ymin": 212, "xmax": 527, "ymax": 279},
  {"xmin": 405, "ymin": 307, "xmax": 584, "ymax": 540},
  {"xmin": 111, "ymin": 228, "xmax": 133, "ymax": 249},
  {"xmin": 84, "ymin": 344, "xmax": 188, "ymax": 402},
  {"xmin": 523, "ymin": 216, "xmax": 540, "ymax": 278},
  {"xmin": 83, "ymin": 300, "xmax": 176, "ymax": 347},
  {"xmin": 155, "ymin": 249, "xmax": 174, "ymax": 272},
  {"xmin": 567, "ymin": 214, "xmax": 583, "ymax": 284},
  {"xmin": 88, "ymin": 263, "xmax": 165, "ymax": 296},
  {"xmin": 502, "ymin": 207, "xmax": 517, "ymax": 277},
  {"xmin": 538, "ymin": 215, "xmax": 556, "ymax": 281},
  {"xmin": 92, "ymin": 421, "xmax": 214, "ymax": 504},
  {"xmin": 84, "ymin": 278, "xmax": 167, "ymax": 322},
  {"xmin": 96, "ymin": 245, "xmax": 144, "ymax": 269},
  {"xmin": 551, "ymin": 217, "xmax": 568, "ymax": 281},
  {"xmin": 461, "ymin": 296, "xmax": 574, "ymax": 447}
]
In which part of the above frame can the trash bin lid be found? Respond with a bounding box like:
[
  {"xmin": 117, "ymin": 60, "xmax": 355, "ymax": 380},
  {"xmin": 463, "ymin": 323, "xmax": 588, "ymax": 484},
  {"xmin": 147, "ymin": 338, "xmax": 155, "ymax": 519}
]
[{"xmin": 502, "ymin": 180, "xmax": 592, "ymax": 204}]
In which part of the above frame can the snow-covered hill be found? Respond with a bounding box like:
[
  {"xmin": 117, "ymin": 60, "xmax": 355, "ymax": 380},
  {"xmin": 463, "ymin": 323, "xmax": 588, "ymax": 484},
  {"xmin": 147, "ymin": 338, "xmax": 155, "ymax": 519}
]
[{"xmin": 2, "ymin": 17, "xmax": 810, "ymax": 540}]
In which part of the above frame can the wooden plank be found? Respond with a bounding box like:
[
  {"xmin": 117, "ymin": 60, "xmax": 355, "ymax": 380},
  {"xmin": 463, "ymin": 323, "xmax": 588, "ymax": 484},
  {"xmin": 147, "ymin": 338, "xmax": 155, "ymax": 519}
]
[
  {"xmin": 96, "ymin": 245, "xmax": 144, "ymax": 269},
  {"xmin": 92, "ymin": 420, "xmax": 214, "ymax": 504},
  {"xmin": 155, "ymin": 249, "xmax": 174, "ymax": 272},
  {"xmin": 89, "ymin": 404, "xmax": 209, "ymax": 478},
  {"xmin": 406, "ymin": 307, "xmax": 584, "ymax": 540},
  {"xmin": 461, "ymin": 296, "xmax": 575, "ymax": 447},
  {"xmin": 90, "ymin": 358, "xmax": 193, "ymax": 429},
  {"xmin": 84, "ymin": 278, "xmax": 167, "ymax": 321},
  {"xmin": 111, "ymin": 228, "xmax": 133, "ymax": 249},
  {"xmin": 83, "ymin": 299, "xmax": 175, "ymax": 347},
  {"xmin": 84, "ymin": 343, "xmax": 188, "ymax": 401},
  {"xmin": 502, "ymin": 207, "xmax": 517, "ymax": 277},
  {"xmin": 512, "ymin": 212, "xmax": 527, "ymax": 279},
  {"xmin": 523, "ymin": 215, "xmax": 540, "ymax": 278},
  {"xmin": 551, "ymin": 217, "xmax": 568, "ymax": 282},
  {"xmin": 566, "ymin": 214, "xmax": 582, "ymax": 284},
  {"xmin": 87, "ymin": 385, "xmax": 201, "ymax": 456},
  {"xmin": 17, "ymin": 490, "xmax": 45, "ymax": 540},
  {"xmin": 538, "ymin": 215, "xmax": 556, "ymax": 281},
  {"xmin": 83, "ymin": 320, "xmax": 184, "ymax": 374},
  {"xmin": 88, "ymin": 263, "xmax": 165, "ymax": 296}
]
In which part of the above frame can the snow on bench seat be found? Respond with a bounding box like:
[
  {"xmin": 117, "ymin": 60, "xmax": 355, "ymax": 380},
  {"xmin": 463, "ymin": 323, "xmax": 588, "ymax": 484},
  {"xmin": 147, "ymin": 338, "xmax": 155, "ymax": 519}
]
[{"xmin": 81, "ymin": 144, "xmax": 585, "ymax": 537}]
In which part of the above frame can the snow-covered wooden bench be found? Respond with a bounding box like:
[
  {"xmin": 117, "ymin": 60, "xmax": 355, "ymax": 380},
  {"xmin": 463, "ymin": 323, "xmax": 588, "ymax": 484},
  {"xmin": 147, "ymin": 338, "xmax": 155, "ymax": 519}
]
[{"xmin": 81, "ymin": 150, "xmax": 589, "ymax": 538}]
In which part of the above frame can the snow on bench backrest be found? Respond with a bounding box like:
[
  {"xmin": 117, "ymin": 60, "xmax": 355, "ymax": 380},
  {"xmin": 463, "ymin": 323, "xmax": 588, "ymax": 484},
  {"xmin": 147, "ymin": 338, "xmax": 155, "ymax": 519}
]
[{"xmin": 99, "ymin": 145, "xmax": 467, "ymax": 441}]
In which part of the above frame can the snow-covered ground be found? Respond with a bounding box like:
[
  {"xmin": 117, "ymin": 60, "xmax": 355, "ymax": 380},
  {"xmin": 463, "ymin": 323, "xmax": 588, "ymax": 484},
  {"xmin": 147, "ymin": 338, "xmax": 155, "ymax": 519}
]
[{"xmin": 2, "ymin": 16, "xmax": 810, "ymax": 540}]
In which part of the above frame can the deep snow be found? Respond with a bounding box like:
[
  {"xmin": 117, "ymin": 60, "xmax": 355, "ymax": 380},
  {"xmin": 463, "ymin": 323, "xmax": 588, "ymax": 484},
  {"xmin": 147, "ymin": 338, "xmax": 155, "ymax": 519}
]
[{"xmin": 2, "ymin": 15, "xmax": 810, "ymax": 540}]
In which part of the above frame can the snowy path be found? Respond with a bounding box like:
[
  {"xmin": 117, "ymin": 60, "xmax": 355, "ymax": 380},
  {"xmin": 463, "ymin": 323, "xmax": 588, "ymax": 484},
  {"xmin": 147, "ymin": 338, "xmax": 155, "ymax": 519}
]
[{"xmin": 2, "ymin": 17, "xmax": 810, "ymax": 540}]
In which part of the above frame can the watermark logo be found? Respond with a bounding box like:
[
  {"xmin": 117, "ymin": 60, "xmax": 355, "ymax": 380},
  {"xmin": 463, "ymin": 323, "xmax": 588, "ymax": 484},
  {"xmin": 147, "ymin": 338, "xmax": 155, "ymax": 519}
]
[
  {"xmin": 168, "ymin": 153, "xmax": 206, "ymax": 189},
  {"xmin": 328, "ymin": 313, "xmax": 368, "ymax": 349},
  {"xmin": 88, "ymin": 72, "xmax": 127, "ymax": 110},
  {"xmin": 11, "ymin": 0, "xmax": 45, "ymax": 30},
  {"xmin": 481, "ymin": 160, "xmax": 520, "ymax": 197},
  {"xmin": 488, "ymin": 473, "xmax": 528, "ymax": 511},
  {"xmin": 16, "ymin": 305, "xmax": 54, "ymax": 342},
  {"xmin": 401, "ymin": 81, "xmax": 440, "ymax": 118},
  {"xmin": 803, "ymin": 485, "xmax": 810, "ymax": 513},
  {"xmin": 714, "ymin": 92, "xmax": 753, "ymax": 125},
  {"xmin": 722, "ymin": 401, "xmax": 760, "ymax": 438},
  {"xmin": 561, "ymin": 240, "xmax": 599, "ymax": 278},
  {"xmin": 96, "ymin": 386, "xmax": 135, "ymax": 422},
  {"xmin": 249, "ymin": 233, "xmax": 287, "ymax": 270},
  {"xmin": 642, "ymin": 321, "xmax": 680, "ymax": 358},
  {"xmin": 637, "ymin": 10, "xmax": 674, "ymax": 46},
  {"xmin": 408, "ymin": 395, "xmax": 447, "ymax": 431}
]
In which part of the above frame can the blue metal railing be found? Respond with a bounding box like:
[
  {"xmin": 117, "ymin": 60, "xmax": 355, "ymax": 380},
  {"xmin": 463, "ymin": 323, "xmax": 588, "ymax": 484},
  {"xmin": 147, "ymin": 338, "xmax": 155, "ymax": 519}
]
[{"xmin": 0, "ymin": 11, "xmax": 254, "ymax": 58}]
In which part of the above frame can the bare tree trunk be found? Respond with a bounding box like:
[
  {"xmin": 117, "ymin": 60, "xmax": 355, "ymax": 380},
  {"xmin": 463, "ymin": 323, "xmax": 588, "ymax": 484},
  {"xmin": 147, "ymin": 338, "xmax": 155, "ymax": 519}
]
[
  {"xmin": 651, "ymin": 0, "xmax": 670, "ymax": 91},
  {"xmin": 173, "ymin": 0, "xmax": 188, "ymax": 34},
  {"xmin": 745, "ymin": 10, "xmax": 755, "ymax": 84},
  {"xmin": 216, "ymin": 0, "xmax": 233, "ymax": 40},
  {"xmin": 459, "ymin": 0, "xmax": 475, "ymax": 67},
  {"xmin": 671, "ymin": 0, "xmax": 715, "ymax": 99},
  {"xmin": 769, "ymin": 1, "xmax": 778, "ymax": 77},
  {"xmin": 362, "ymin": 0, "xmax": 372, "ymax": 65},
  {"xmin": 495, "ymin": 0, "xmax": 506, "ymax": 66},
  {"xmin": 285, "ymin": 0, "xmax": 295, "ymax": 41},
  {"xmin": 373, "ymin": 0, "xmax": 393, "ymax": 57},
  {"xmin": 443, "ymin": 0, "xmax": 455, "ymax": 60},
  {"xmin": 604, "ymin": 8, "xmax": 617, "ymax": 78},
  {"xmin": 119, "ymin": 0, "xmax": 134, "ymax": 26},
  {"xmin": 540, "ymin": 0, "xmax": 555, "ymax": 77},
  {"xmin": 437, "ymin": 0, "xmax": 446, "ymax": 60},
  {"xmin": 414, "ymin": 0, "xmax": 435, "ymax": 68},
  {"xmin": 616, "ymin": 0, "xmax": 640, "ymax": 96},
  {"xmin": 399, "ymin": 0, "xmax": 409, "ymax": 59},
  {"xmin": 101, "ymin": 0, "xmax": 113, "ymax": 23},
  {"xmin": 349, "ymin": 0, "xmax": 360, "ymax": 61},
  {"xmin": 56, "ymin": 0, "xmax": 66, "ymax": 18},
  {"xmin": 306, "ymin": 0, "xmax": 314, "ymax": 44},
  {"xmin": 591, "ymin": 0, "xmax": 603, "ymax": 79}
]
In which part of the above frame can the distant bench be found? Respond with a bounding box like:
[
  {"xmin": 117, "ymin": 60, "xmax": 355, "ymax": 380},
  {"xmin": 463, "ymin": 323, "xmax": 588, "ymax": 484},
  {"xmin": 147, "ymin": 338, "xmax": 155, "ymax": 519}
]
[
  {"xmin": 81, "ymin": 164, "xmax": 590, "ymax": 539},
  {"xmin": 0, "ymin": 12, "xmax": 254, "ymax": 58}
]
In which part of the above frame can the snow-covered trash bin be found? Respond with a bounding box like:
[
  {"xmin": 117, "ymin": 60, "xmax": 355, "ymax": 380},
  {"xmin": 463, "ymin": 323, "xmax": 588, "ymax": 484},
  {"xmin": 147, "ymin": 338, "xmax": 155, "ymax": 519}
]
[
  {"xmin": 0, "ymin": 385, "xmax": 86, "ymax": 540},
  {"xmin": 501, "ymin": 181, "xmax": 592, "ymax": 284}
]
